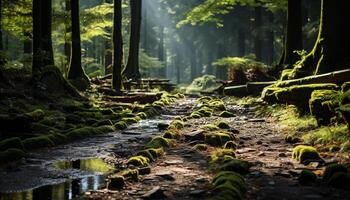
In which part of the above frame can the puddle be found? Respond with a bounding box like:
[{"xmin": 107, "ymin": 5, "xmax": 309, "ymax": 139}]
[{"xmin": 0, "ymin": 158, "xmax": 114, "ymax": 200}]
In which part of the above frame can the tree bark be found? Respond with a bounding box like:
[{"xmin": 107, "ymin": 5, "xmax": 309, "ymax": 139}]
[
  {"xmin": 281, "ymin": 0, "xmax": 303, "ymax": 67},
  {"xmin": 64, "ymin": 0, "xmax": 71, "ymax": 68},
  {"xmin": 158, "ymin": 23, "xmax": 166, "ymax": 78},
  {"xmin": 254, "ymin": 7, "xmax": 262, "ymax": 61},
  {"xmin": 112, "ymin": 0, "xmax": 123, "ymax": 92},
  {"xmin": 32, "ymin": 0, "xmax": 43, "ymax": 78},
  {"xmin": 40, "ymin": 0, "xmax": 54, "ymax": 67},
  {"xmin": 124, "ymin": 0, "xmax": 141, "ymax": 80},
  {"xmin": 67, "ymin": 0, "xmax": 89, "ymax": 82},
  {"xmin": 290, "ymin": 0, "xmax": 350, "ymax": 78}
]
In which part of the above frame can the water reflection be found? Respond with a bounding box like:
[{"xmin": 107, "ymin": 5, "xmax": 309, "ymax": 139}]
[{"xmin": 0, "ymin": 158, "xmax": 113, "ymax": 200}]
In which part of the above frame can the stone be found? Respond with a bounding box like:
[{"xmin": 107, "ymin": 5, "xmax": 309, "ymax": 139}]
[
  {"xmin": 157, "ymin": 123, "xmax": 169, "ymax": 131},
  {"xmin": 138, "ymin": 167, "xmax": 151, "ymax": 175},
  {"xmin": 189, "ymin": 190, "xmax": 206, "ymax": 197},
  {"xmin": 107, "ymin": 175, "xmax": 125, "ymax": 190},
  {"xmin": 142, "ymin": 186, "xmax": 166, "ymax": 200},
  {"xmin": 184, "ymin": 130, "xmax": 206, "ymax": 141}
]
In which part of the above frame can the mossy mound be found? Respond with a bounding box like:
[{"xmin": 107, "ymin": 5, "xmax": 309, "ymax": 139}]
[
  {"xmin": 211, "ymin": 171, "xmax": 246, "ymax": 200},
  {"xmin": 216, "ymin": 121, "xmax": 230, "ymax": 129},
  {"xmin": 66, "ymin": 127, "xmax": 95, "ymax": 140},
  {"xmin": 201, "ymin": 124, "xmax": 219, "ymax": 131},
  {"xmin": 114, "ymin": 121, "xmax": 128, "ymax": 130},
  {"xmin": 136, "ymin": 112, "xmax": 148, "ymax": 119},
  {"xmin": 147, "ymin": 148, "xmax": 164, "ymax": 158},
  {"xmin": 145, "ymin": 137, "xmax": 171, "ymax": 149},
  {"xmin": 327, "ymin": 172, "xmax": 350, "ymax": 189},
  {"xmin": 186, "ymin": 75, "xmax": 221, "ymax": 94},
  {"xmin": 292, "ymin": 145, "xmax": 320, "ymax": 163},
  {"xmin": 309, "ymin": 90, "xmax": 341, "ymax": 126},
  {"xmin": 75, "ymin": 111, "xmax": 104, "ymax": 120},
  {"xmin": 22, "ymin": 135, "xmax": 55, "ymax": 150},
  {"xmin": 169, "ymin": 120, "xmax": 185, "ymax": 129},
  {"xmin": 210, "ymin": 149, "xmax": 236, "ymax": 168},
  {"xmin": 342, "ymin": 82, "xmax": 350, "ymax": 93},
  {"xmin": 137, "ymin": 148, "xmax": 163, "ymax": 161},
  {"xmin": 285, "ymin": 135, "xmax": 301, "ymax": 144},
  {"xmin": 126, "ymin": 156, "xmax": 150, "ymax": 167},
  {"xmin": 25, "ymin": 109, "xmax": 45, "ymax": 121},
  {"xmin": 192, "ymin": 144, "xmax": 209, "ymax": 151},
  {"xmin": 323, "ymin": 164, "xmax": 348, "ymax": 181},
  {"xmin": 163, "ymin": 129, "xmax": 181, "ymax": 139},
  {"xmin": 0, "ymin": 148, "xmax": 26, "ymax": 163},
  {"xmin": 122, "ymin": 117, "xmax": 141, "ymax": 125},
  {"xmin": 219, "ymin": 111, "xmax": 235, "ymax": 118},
  {"xmin": 121, "ymin": 169, "xmax": 139, "ymax": 181},
  {"xmin": 218, "ymin": 159, "xmax": 251, "ymax": 175},
  {"xmin": 196, "ymin": 107, "xmax": 213, "ymax": 117},
  {"xmin": 190, "ymin": 112, "xmax": 202, "ymax": 119},
  {"xmin": 298, "ymin": 170, "xmax": 317, "ymax": 185},
  {"xmin": 93, "ymin": 119, "xmax": 114, "ymax": 127},
  {"xmin": 95, "ymin": 125, "xmax": 116, "ymax": 133},
  {"xmin": 197, "ymin": 96, "xmax": 213, "ymax": 103},
  {"xmin": 223, "ymin": 141, "xmax": 238, "ymax": 149},
  {"xmin": 205, "ymin": 131, "xmax": 233, "ymax": 146},
  {"xmin": 0, "ymin": 137, "xmax": 24, "ymax": 151}
]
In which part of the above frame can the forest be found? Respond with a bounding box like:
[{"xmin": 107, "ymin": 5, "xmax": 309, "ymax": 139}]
[{"xmin": 0, "ymin": 0, "xmax": 350, "ymax": 199}]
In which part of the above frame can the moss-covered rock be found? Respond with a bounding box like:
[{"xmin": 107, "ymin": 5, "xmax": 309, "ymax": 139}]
[
  {"xmin": 190, "ymin": 112, "xmax": 202, "ymax": 119},
  {"xmin": 93, "ymin": 119, "xmax": 114, "ymax": 127},
  {"xmin": 218, "ymin": 159, "xmax": 251, "ymax": 175},
  {"xmin": 22, "ymin": 135, "xmax": 55, "ymax": 150},
  {"xmin": 122, "ymin": 117, "xmax": 141, "ymax": 125},
  {"xmin": 216, "ymin": 121, "xmax": 230, "ymax": 129},
  {"xmin": 95, "ymin": 125, "xmax": 116, "ymax": 134},
  {"xmin": 210, "ymin": 149, "xmax": 236, "ymax": 166},
  {"xmin": 201, "ymin": 124, "xmax": 219, "ymax": 131},
  {"xmin": 25, "ymin": 109, "xmax": 45, "ymax": 121},
  {"xmin": 323, "ymin": 164, "xmax": 348, "ymax": 181},
  {"xmin": 169, "ymin": 120, "xmax": 185, "ymax": 129},
  {"xmin": 192, "ymin": 144, "xmax": 209, "ymax": 151},
  {"xmin": 292, "ymin": 145, "xmax": 320, "ymax": 163},
  {"xmin": 219, "ymin": 111, "xmax": 235, "ymax": 118},
  {"xmin": 114, "ymin": 121, "xmax": 128, "ymax": 130},
  {"xmin": 137, "ymin": 150, "xmax": 155, "ymax": 161},
  {"xmin": 211, "ymin": 171, "xmax": 246, "ymax": 200},
  {"xmin": 145, "ymin": 137, "xmax": 171, "ymax": 149},
  {"xmin": 75, "ymin": 111, "xmax": 103, "ymax": 120},
  {"xmin": 327, "ymin": 172, "xmax": 350, "ymax": 189},
  {"xmin": 66, "ymin": 127, "xmax": 97, "ymax": 140},
  {"xmin": 126, "ymin": 156, "xmax": 150, "ymax": 167},
  {"xmin": 136, "ymin": 112, "xmax": 148, "ymax": 119},
  {"xmin": 163, "ymin": 129, "xmax": 181, "ymax": 139},
  {"xmin": 205, "ymin": 131, "xmax": 233, "ymax": 146},
  {"xmin": 147, "ymin": 148, "xmax": 164, "ymax": 158},
  {"xmin": 186, "ymin": 75, "xmax": 221, "ymax": 94},
  {"xmin": 0, "ymin": 148, "xmax": 26, "ymax": 163},
  {"xmin": 0, "ymin": 137, "xmax": 23, "ymax": 151},
  {"xmin": 309, "ymin": 90, "xmax": 341, "ymax": 126},
  {"xmin": 342, "ymin": 90, "xmax": 350, "ymax": 105},
  {"xmin": 298, "ymin": 170, "xmax": 317, "ymax": 185},
  {"xmin": 121, "ymin": 169, "xmax": 139, "ymax": 181}
]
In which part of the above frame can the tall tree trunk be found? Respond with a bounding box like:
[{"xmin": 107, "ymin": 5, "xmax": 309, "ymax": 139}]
[
  {"xmin": 67, "ymin": 0, "xmax": 89, "ymax": 83},
  {"xmin": 289, "ymin": 0, "xmax": 350, "ymax": 79},
  {"xmin": 0, "ymin": 0, "xmax": 3, "ymax": 51},
  {"xmin": 41, "ymin": 0, "xmax": 54, "ymax": 67},
  {"xmin": 64, "ymin": 0, "xmax": 71, "ymax": 69},
  {"xmin": 267, "ymin": 12, "xmax": 275, "ymax": 65},
  {"xmin": 124, "ymin": 0, "xmax": 141, "ymax": 80},
  {"xmin": 238, "ymin": 29, "xmax": 245, "ymax": 57},
  {"xmin": 104, "ymin": 0, "xmax": 112, "ymax": 75},
  {"xmin": 32, "ymin": 0, "xmax": 43, "ymax": 78},
  {"xmin": 158, "ymin": 23, "xmax": 165, "ymax": 78},
  {"xmin": 282, "ymin": 0, "xmax": 302, "ymax": 67},
  {"xmin": 254, "ymin": 7, "xmax": 262, "ymax": 61},
  {"xmin": 112, "ymin": 0, "xmax": 123, "ymax": 92}
]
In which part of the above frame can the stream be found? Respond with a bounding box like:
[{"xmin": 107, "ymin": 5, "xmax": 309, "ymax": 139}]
[{"xmin": 0, "ymin": 99, "xmax": 195, "ymax": 200}]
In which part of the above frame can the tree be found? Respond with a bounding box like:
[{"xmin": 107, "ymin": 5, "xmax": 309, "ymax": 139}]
[
  {"xmin": 67, "ymin": 0, "xmax": 89, "ymax": 87},
  {"xmin": 124, "ymin": 0, "xmax": 141, "ymax": 80},
  {"xmin": 32, "ymin": 0, "xmax": 55, "ymax": 80},
  {"xmin": 287, "ymin": 0, "xmax": 350, "ymax": 79},
  {"xmin": 0, "ymin": 0, "xmax": 3, "ymax": 51},
  {"xmin": 112, "ymin": 0, "xmax": 123, "ymax": 92},
  {"xmin": 254, "ymin": 6, "xmax": 263, "ymax": 61},
  {"xmin": 280, "ymin": 0, "xmax": 302, "ymax": 67},
  {"xmin": 64, "ymin": 0, "xmax": 71, "ymax": 68}
]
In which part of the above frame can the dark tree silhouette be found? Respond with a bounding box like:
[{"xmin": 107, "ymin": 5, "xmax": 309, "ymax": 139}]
[
  {"xmin": 124, "ymin": 0, "xmax": 141, "ymax": 80},
  {"xmin": 112, "ymin": 0, "xmax": 123, "ymax": 92}
]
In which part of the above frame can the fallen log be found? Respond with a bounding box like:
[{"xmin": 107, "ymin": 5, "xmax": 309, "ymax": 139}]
[
  {"xmin": 224, "ymin": 81, "xmax": 275, "ymax": 97},
  {"xmin": 277, "ymin": 69, "xmax": 350, "ymax": 87}
]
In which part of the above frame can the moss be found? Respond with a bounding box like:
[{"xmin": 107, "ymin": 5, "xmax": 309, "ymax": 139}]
[
  {"xmin": 340, "ymin": 141, "xmax": 350, "ymax": 152},
  {"xmin": 192, "ymin": 144, "xmax": 209, "ymax": 151},
  {"xmin": 170, "ymin": 120, "xmax": 185, "ymax": 129},
  {"xmin": 31, "ymin": 122, "xmax": 59, "ymax": 134},
  {"xmin": 145, "ymin": 137, "xmax": 171, "ymax": 149},
  {"xmin": 137, "ymin": 150, "xmax": 155, "ymax": 161},
  {"xmin": 122, "ymin": 117, "xmax": 141, "ymax": 125},
  {"xmin": 66, "ymin": 127, "xmax": 95, "ymax": 140},
  {"xmin": 298, "ymin": 170, "xmax": 317, "ymax": 185},
  {"xmin": 342, "ymin": 90, "xmax": 350, "ymax": 105},
  {"xmin": 201, "ymin": 124, "xmax": 219, "ymax": 131},
  {"xmin": 147, "ymin": 148, "xmax": 164, "ymax": 158},
  {"xmin": 75, "ymin": 111, "xmax": 104, "ymax": 120},
  {"xmin": 114, "ymin": 121, "xmax": 128, "ymax": 130},
  {"xmin": 327, "ymin": 172, "xmax": 350, "ymax": 189},
  {"xmin": 323, "ymin": 164, "xmax": 348, "ymax": 181},
  {"xmin": 121, "ymin": 169, "xmax": 139, "ymax": 181},
  {"xmin": 224, "ymin": 141, "xmax": 237, "ymax": 149},
  {"xmin": 48, "ymin": 133, "xmax": 68, "ymax": 145},
  {"xmin": 163, "ymin": 129, "xmax": 181, "ymax": 139},
  {"xmin": 218, "ymin": 159, "xmax": 251, "ymax": 175},
  {"xmin": 196, "ymin": 107, "xmax": 213, "ymax": 117},
  {"xmin": 342, "ymin": 82, "xmax": 350, "ymax": 93},
  {"xmin": 302, "ymin": 125, "xmax": 349, "ymax": 145},
  {"xmin": 292, "ymin": 145, "xmax": 320, "ymax": 163},
  {"xmin": 93, "ymin": 119, "xmax": 113, "ymax": 127},
  {"xmin": 339, "ymin": 104, "xmax": 350, "ymax": 127},
  {"xmin": 126, "ymin": 156, "xmax": 150, "ymax": 167},
  {"xmin": 216, "ymin": 121, "xmax": 230, "ymax": 129},
  {"xmin": 219, "ymin": 111, "xmax": 235, "ymax": 118},
  {"xmin": 205, "ymin": 131, "xmax": 233, "ymax": 146},
  {"xmin": 136, "ymin": 112, "xmax": 148, "ymax": 119},
  {"xmin": 309, "ymin": 90, "xmax": 341, "ymax": 126},
  {"xmin": 210, "ymin": 149, "xmax": 236, "ymax": 166},
  {"xmin": 190, "ymin": 112, "xmax": 202, "ymax": 119},
  {"xmin": 186, "ymin": 75, "xmax": 221, "ymax": 94},
  {"xmin": 25, "ymin": 109, "xmax": 45, "ymax": 121},
  {"xmin": 95, "ymin": 125, "xmax": 116, "ymax": 134},
  {"xmin": 211, "ymin": 171, "xmax": 246, "ymax": 200},
  {"xmin": 0, "ymin": 137, "xmax": 23, "ymax": 151},
  {"xmin": 0, "ymin": 148, "xmax": 26, "ymax": 163},
  {"xmin": 22, "ymin": 135, "xmax": 55, "ymax": 150},
  {"xmin": 285, "ymin": 135, "xmax": 301, "ymax": 144}
]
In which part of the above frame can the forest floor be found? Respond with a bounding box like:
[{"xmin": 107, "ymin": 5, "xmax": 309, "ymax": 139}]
[
  {"xmin": 1, "ymin": 96, "xmax": 350, "ymax": 200},
  {"xmin": 76, "ymin": 97, "xmax": 350, "ymax": 200}
]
